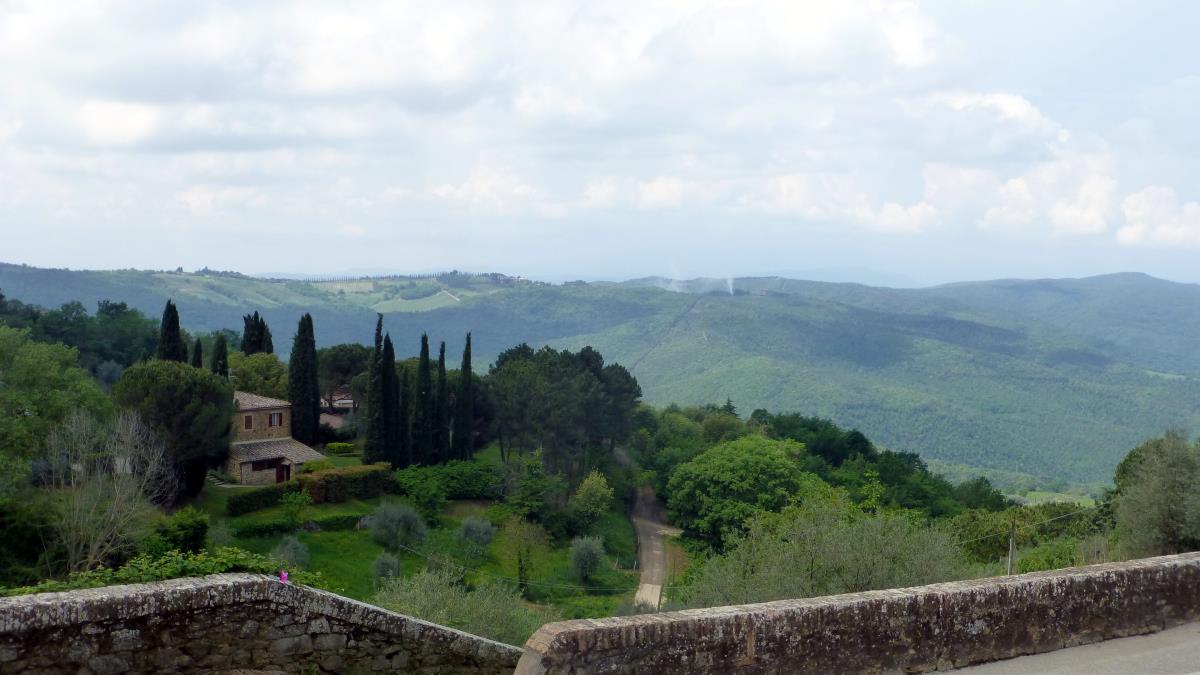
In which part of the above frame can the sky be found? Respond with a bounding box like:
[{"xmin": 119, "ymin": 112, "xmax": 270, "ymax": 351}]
[{"xmin": 2, "ymin": 1, "xmax": 1199, "ymax": 286}]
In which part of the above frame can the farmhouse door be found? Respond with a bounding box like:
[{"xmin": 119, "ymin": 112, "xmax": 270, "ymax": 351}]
[{"xmin": 276, "ymin": 464, "xmax": 290, "ymax": 483}]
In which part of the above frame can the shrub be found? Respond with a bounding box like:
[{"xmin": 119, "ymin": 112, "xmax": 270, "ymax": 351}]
[
  {"xmin": 1017, "ymin": 537, "xmax": 1080, "ymax": 573},
  {"xmin": 227, "ymin": 482, "xmax": 300, "ymax": 516},
  {"xmin": 225, "ymin": 463, "xmax": 395, "ymax": 516},
  {"xmin": 325, "ymin": 442, "xmax": 357, "ymax": 456},
  {"xmin": 300, "ymin": 459, "xmax": 334, "ymax": 474},
  {"xmin": 312, "ymin": 514, "xmax": 362, "ymax": 531},
  {"xmin": 438, "ymin": 461, "xmax": 504, "ymax": 499},
  {"xmin": 460, "ymin": 517, "xmax": 497, "ymax": 548},
  {"xmin": 373, "ymin": 553, "xmax": 402, "ymax": 580},
  {"xmin": 373, "ymin": 566, "xmax": 559, "ymax": 646},
  {"xmin": 272, "ymin": 536, "xmax": 309, "ymax": 569},
  {"xmin": 0, "ymin": 547, "xmax": 327, "ymax": 597},
  {"xmin": 155, "ymin": 506, "xmax": 209, "ymax": 553},
  {"xmin": 367, "ymin": 504, "xmax": 427, "ymax": 551},
  {"xmin": 569, "ymin": 536, "xmax": 605, "ymax": 581},
  {"xmin": 280, "ymin": 490, "xmax": 313, "ymax": 530},
  {"xmin": 409, "ymin": 480, "xmax": 448, "ymax": 524}
]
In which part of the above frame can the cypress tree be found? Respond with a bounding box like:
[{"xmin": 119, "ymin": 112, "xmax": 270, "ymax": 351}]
[
  {"xmin": 452, "ymin": 333, "xmax": 474, "ymax": 459},
  {"xmin": 211, "ymin": 334, "xmax": 229, "ymax": 378},
  {"xmin": 190, "ymin": 337, "xmax": 204, "ymax": 368},
  {"xmin": 413, "ymin": 333, "xmax": 434, "ymax": 465},
  {"xmin": 363, "ymin": 315, "xmax": 387, "ymax": 464},
  {"xmin": 381, "ymin": 334, "xmax": 400, "ymax": 467},
  {"xmin": 434, "ymin": 342, "xmax": 449, "ymax": 464},
  {"xmin": 288, "ymin": 314, "xmax": 321, "ymax": 445},
  {"xmin": 241, "ymin": 313, "xmax": 258, "ymax": 355},
  {"xmin": 241, "ymin": 311, "xmax": 274, "ymax": 355},
  {"xmin": 398, "ymin": 367, "xmax": 411, "ymax": 467},
  {"xmin": 156, "ymin": 300, "xmax": 187, "ymax": 362}
]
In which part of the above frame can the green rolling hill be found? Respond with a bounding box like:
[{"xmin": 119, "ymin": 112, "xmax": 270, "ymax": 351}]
[{"xmin": 2, "ymin": 261, "xmax": 1197, "ymax": 483}]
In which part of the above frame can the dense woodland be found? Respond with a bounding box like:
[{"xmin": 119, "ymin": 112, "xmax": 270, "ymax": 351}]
[
  {"xmin": 4, "ymin": 263, "xmax": 1200, "ymax": 484},
  {"xmin": 1, "ymin": 286, "xmax": 1198, "ymax": 645}
]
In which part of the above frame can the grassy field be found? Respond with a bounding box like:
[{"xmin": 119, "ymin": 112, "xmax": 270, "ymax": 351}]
[{"xmin": 192, "ymin": 452, "xmax": 640, "ymax": 616}]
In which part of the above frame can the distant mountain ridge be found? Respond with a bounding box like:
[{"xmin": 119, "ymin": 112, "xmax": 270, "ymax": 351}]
[{"xmin": 2, "ymin": 261, "xmax": 1197, "ymax": 483}]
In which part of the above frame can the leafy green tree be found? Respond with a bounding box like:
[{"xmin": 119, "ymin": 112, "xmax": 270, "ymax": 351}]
[
  {"xmin": 228, "ymin": 351, "xmax": 289, "ymax": 399},
  {"xmin": 0, "ymin": 326, "xmax": 111, "ymax": 460},
  {"xmin": 413, "ymin": 333, "xmax": 434, "ymax": 465},
  {"xmin": 240, "ymin": 311, "xmax": 273, "ymax": 355},
  {"xmin": 568, "ymin": 470, "xmax": 614, "ymax": 531},
  {"xmin": 1114, "ymin": 431, "xmax": 1200, "ymax": 557},
  {"xmin": 287, "ymin": 314, "xmax": 321, "ymax": 445},
  {"xmin": 667, "ymin": 435, "xmax": 820, "ymax": 548},
  {"xmin": 211, "ymin": 334, "xmax": 229, "ymax": 378},
  {"xmin": 190, "ymin": 337, "xmax": 203, "ymax": 368},
  {"xmin": 113, "ymin": 360, "xmax": 233, "ymax": 501},
  {"xmin": 452, "ymin": 333, "xmax": 474, "ymax": 459},
  {"xmin": 156, "ymin": 300, "xmax": 187, "ymax": 362},
  {"xmin": 434, "ymin": 341, "xmax": 449, "ymax": 463}
]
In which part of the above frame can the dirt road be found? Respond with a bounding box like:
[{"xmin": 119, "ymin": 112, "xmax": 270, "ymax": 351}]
[{"xmin": 630, "ymin": 484, "xmax": 681, "ymax": 608}]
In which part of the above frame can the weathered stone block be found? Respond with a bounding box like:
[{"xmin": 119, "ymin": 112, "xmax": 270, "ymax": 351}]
[{"xmin": 87, "ymin": 654, "xmax": 130, "ymax": 675}]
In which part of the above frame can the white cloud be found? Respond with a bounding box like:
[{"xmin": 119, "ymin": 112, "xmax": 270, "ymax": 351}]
[
  {"xmin": 175, "ymin": 185, "xmax": 270, "ymax": 213},
  {"xmin": 981, "ymin": 153, "xmax": 1115, "ymax": 236},
  {"xmin": 1118, "ymin": 186, "xmax": 1200, "ymax": 247},
  {"xmin": 77, "ymin": 100, "xmax": 161, "ymax": 145},
  {"xmin": 637, "ymin": 176, "xmax": 695, "ymax": 209}
]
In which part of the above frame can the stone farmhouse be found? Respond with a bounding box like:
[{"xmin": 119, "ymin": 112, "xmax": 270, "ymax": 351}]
[{"xmin": 226, "ymin": 391, "xmax": 324, "ymax": 484}]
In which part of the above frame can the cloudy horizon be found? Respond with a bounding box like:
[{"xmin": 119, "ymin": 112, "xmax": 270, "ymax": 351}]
[{"xmin": 3, "ymin": 1, "xmax": 1200, "ymax": 285}]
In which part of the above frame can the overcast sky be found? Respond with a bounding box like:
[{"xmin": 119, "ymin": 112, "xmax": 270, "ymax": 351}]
[{"xmin": 2, "ymin": 1, "xmax": 1199, "ymax": 285}]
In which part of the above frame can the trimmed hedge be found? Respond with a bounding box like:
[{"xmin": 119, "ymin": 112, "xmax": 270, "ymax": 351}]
[
  {"xmin": 325, "ymin": 442, "xmax": 357, "ymax": 455},
  {"xmin": 226, "ymin": 464, "xmax": 396, "ymax": 517},
  {"xmin": 394, "ymin": 461, "xmax": 503, "ymax": 501}
]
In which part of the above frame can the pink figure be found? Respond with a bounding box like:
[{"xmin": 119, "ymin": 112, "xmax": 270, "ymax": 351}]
[{"xmin": 279, "ymin": 569, "xmax": 289, "ymax": 584}]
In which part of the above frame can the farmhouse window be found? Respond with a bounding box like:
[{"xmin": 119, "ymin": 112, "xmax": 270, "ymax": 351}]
[
  {"xmin": 244, "ymin": 415, "xmax": 253, "ymax": 430},
  {"xmin": 269, "ymin": 412, "xmax": 283, "ymax": 427}
]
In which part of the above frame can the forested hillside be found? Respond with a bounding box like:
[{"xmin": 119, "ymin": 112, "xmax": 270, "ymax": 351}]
[{"xmin": 3, "ymin": 262, "xmax": 1197, "ymax": 482}]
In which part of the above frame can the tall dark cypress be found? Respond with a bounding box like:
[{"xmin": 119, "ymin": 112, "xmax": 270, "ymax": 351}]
[
  {"xmin": 261, "ymin": 319, "xmax": 274, "ymax": 354},
  {"xmin": 156, "ymin": 300, "xmax": 187, "ymax": 362},
  {"xmin": 363, "ymin": 315, "xmax": 387, "ymax": 464},
  {"xmin": 241, "ymin": 313, "xmax": 259, "ymax": 355},
  {"xmin": 190, "ymin": 337, "xmax": 204, "ymax": 368},
  {"xmin": 381, "ymin": 334, "xmax": 400, "ymax": 467},
  {"xmin": 434, "ymin": 342, "xmax": 449, "ymax": 464},
  {"xmin": 211, "ymin": 334, "xmax": 229, "ymax": 378},
  {"xmin": 241, "ymin": 311, "xmax": 274, "ymax": 355},
  {"xmin": 452, "ymin": 333, "xmax": 474, "ymax": 459},
  {"xmin": 288, "ymin": 314, "xmax": 321, "ymax": 445},
  {"xmin": 413, "ymin": 333, "xmax": 434, "ymax": 465},
  {"xmin": 398, "ymin": 367, "xmax": 411, "ymax": 467}
]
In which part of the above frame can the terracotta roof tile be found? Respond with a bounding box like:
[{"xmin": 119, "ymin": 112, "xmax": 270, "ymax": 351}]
[
  {"xmin": 228, "ymin": 438, "xmax": 325, "ymax": 465},
  {"xmin": 233, "ymin": 391, "xmax": 292, "ymax": 411}
]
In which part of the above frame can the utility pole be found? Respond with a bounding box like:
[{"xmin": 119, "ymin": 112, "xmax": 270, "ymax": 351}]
[{"xmin": 1006, "ymin": 518, "xmax": 1016, "ymax": 575}]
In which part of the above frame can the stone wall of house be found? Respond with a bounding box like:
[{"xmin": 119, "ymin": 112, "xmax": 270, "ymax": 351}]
[
  {"xmin": 230, "ymin": 460, "xmax": 295, "ymax": 485},
  {"xmin": 517, "ymin": 552, "xmax": 1200, "ymax": 674},
  {"xmin": 234, "ymin": 407, "xmax": 291, "ymax": 442},
  {"xmin": 0, "ymin": 574, "xmax": 521, "ymax": 674}
]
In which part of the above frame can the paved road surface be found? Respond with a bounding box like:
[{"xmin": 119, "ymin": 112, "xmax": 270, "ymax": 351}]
[
  {"xmin": 630, "ymin": 484, "xmax": 681, "ymax": 609},
  {"xmin": 953, "ymin": 622, "xmax": 1200, "ymax": 674}
]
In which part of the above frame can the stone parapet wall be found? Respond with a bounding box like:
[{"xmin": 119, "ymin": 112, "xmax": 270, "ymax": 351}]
[
  {"xmin": 0, "ymin": 574, "xmax": 521, "ymax": 674},
  {"xmin": 517, "ymin": 552, "xmax": 1200, "ymax": 674}
]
